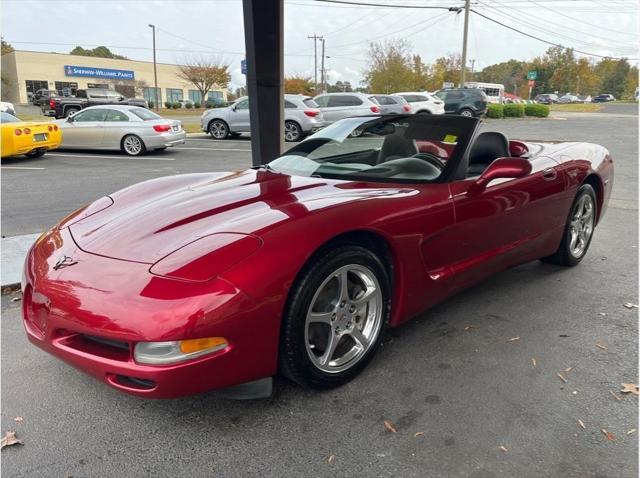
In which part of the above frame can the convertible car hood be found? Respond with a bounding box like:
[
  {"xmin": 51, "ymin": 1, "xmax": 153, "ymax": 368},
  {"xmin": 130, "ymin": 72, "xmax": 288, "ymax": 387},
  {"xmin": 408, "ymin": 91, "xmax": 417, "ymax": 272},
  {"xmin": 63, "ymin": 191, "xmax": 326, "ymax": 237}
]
[{"xmin": 68, "ymin": 169, "xmax": 411, "ymax": 264}]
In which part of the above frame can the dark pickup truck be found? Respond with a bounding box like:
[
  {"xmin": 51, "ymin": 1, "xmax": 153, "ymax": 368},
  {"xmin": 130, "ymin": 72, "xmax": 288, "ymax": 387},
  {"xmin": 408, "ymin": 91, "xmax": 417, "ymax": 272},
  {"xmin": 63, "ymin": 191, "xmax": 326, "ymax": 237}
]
[{"xmin": 43, "ymin": 88, "xmax": 148, "ymax": 118}]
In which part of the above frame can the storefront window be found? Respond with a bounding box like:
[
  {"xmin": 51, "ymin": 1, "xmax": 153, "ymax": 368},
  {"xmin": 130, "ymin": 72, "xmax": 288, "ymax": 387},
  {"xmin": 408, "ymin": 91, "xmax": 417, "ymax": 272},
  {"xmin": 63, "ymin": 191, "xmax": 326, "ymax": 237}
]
[
  {"xmin": 188, "ymin": 90, "xmax": 202, "ymax": 104},
  {"xmin": 143, "ymin": 87, "xmax": 160, "ymax": 105},
  {"xmin": 55, "ymin": 81, "xmax": 78, "ymax": 96},
  {"xmin": 207, "ymin": 90, "xmax": 223, "ymax": 105},
  {"xmin": 166, "ymin": 88, "xmax": 183, "ymax": 102},
  {"xmin": 25, "ymin": 80, "xmax": 49, "ymax": 95}
]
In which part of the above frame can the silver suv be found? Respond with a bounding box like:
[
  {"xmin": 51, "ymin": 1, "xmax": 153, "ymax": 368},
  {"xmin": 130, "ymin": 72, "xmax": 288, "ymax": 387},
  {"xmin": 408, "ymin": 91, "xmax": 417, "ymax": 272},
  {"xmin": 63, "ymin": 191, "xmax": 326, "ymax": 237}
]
[
  {"xmin": 201, "ymin": 94, "xmax": 324, "ymax": 142},
  {"xmin": 313, "ymin": 93, "xmax": 381, "ymax": 125}
]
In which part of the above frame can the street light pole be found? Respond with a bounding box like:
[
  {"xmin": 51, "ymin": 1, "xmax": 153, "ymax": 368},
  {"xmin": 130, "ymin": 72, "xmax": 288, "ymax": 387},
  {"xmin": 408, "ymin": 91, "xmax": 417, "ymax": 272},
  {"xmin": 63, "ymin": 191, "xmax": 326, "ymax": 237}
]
[
  {"xmin": 460, "ymin": 0, "xmax": 470, "ymax": 87},
  {"xmin": 148, "ymin": 24, "xmax": 159, "ymax": 111}
]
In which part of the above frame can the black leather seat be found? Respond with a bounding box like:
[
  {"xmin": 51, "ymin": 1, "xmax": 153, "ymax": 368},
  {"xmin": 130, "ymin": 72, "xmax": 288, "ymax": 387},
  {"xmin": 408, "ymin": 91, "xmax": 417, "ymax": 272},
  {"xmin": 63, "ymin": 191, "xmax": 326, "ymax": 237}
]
[
  {"xmin": 467, "ymin": 132, "xmax": 509, "ymax": 177},
  {"xmin": 377, "ymin": 132, "xmax": 418, "ymax": 164}
]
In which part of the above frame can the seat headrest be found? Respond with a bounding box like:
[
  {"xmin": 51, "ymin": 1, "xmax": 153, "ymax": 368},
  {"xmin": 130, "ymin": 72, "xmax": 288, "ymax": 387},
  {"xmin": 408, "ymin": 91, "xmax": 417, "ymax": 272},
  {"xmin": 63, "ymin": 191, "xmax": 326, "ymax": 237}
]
[{"xmin": 469, "ymin": 132, "xmax": 509, "ymax": 165}]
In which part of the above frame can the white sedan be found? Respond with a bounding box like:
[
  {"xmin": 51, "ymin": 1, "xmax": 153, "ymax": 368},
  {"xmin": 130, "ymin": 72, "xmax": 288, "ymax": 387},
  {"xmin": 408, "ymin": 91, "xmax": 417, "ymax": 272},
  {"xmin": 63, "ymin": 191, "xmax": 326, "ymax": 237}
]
[{"xmin": 56, "ymin": 105, "xmax": 186, "ymax": 156}]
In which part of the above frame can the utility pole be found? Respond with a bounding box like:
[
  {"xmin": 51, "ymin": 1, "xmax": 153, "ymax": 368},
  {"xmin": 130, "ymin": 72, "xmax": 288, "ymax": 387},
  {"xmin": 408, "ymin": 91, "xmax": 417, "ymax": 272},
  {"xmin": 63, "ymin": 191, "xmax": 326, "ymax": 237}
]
[
  {"xmin": 320, "ymin": 38, "xmax": 326, "ymax": 94},
  {"xmin": 148, "ymin": 24, "xmax": 159, "ymax": 110},
  {"xmin": 308, "ymin": 34, "xmax": 323, "ymax": 94},
  {"xmin": 459, "ymin": 0, "xmax": 471, "ymax": 87}
]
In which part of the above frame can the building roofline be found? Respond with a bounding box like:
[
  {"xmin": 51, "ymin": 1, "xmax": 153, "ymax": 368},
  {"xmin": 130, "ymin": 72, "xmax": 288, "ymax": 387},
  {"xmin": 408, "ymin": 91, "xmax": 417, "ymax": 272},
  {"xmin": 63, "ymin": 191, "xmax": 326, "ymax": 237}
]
[{"xmin": 6, "ymin": 49, "xmax": 187, "ymax": 68}]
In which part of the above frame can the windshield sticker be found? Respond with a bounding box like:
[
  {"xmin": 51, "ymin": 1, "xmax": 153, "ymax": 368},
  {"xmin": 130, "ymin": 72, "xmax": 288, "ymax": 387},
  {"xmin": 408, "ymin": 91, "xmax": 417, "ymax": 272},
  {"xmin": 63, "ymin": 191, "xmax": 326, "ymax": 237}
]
[{"xmin": 443, "ymin": 134, "xmax": 458, "ymax": 144}]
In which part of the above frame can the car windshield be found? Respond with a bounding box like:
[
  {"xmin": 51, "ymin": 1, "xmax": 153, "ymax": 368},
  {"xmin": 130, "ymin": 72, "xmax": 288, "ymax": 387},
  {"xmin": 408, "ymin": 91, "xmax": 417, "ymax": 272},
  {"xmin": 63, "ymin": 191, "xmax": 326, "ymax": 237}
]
[
  {"xmin": 130, "ymin": 108, "xmax": 161, "ymax": 120},
  {"xmin": 0, "ymin": 112, "xmax": 19, "ymax": 123},
  {"xmin": 268, "ymin": 115, "xmax": 477, "ymax": 183}
]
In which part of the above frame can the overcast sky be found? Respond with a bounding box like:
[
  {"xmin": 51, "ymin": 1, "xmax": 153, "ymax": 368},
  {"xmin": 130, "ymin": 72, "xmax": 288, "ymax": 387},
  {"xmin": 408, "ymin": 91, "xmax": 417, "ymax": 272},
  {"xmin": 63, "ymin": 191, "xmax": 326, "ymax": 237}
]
[{"xmin": 3, "ymin": 0, "xmax": 638, "ymax": 89}]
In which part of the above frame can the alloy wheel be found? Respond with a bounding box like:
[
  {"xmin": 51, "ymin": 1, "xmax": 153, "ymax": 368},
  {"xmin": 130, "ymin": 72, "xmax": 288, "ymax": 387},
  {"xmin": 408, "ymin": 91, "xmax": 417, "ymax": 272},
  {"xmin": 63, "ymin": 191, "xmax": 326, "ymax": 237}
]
[
  {"xmin": 123, "ymin": 136, "xmax": 143, "ymax": 156},
  {"xmin": 209, "ymin": 121, "xmax": 228, "ymax": 139},
  {"xmin": 304, "ymin": 264, "xmax": 383, "ymax": 374},
  {"xmin": 568, "ymin": 193, "xmax": 595, "ymax": 258},
  {"xmin": 284, "ymin": 122, "xmax": 301, "ymax": 142}
]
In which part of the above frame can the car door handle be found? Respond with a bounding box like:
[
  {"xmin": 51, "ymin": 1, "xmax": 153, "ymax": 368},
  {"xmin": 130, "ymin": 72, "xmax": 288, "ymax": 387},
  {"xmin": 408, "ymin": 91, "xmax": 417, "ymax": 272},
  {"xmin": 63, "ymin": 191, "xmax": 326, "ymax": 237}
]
[{"xmin": 542, "ymin": 167, "xmax": 557, "ymax": 181}]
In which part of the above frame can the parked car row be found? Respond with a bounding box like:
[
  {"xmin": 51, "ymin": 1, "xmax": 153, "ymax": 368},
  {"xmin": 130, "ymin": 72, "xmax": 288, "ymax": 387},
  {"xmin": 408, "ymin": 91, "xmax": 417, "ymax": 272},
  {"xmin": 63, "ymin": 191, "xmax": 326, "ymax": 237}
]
[
  {"xmin": 534, "ymin": 92, "xmax": 615, "ymax": 104},
  {"xmin": 1, "ymin": 105, "xmax": 186, "ymax": 159},
  {"xmin": 201, "ymin": 88, "xmax": 487, "ymax": 141}
]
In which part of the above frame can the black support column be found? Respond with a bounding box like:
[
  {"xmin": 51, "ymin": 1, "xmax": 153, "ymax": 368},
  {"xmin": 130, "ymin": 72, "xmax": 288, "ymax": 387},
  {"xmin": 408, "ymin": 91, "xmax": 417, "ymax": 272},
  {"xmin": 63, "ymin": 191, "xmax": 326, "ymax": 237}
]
[{"xmin": 242, "ymin": 0, "xmax": 284, "ymax": 167}]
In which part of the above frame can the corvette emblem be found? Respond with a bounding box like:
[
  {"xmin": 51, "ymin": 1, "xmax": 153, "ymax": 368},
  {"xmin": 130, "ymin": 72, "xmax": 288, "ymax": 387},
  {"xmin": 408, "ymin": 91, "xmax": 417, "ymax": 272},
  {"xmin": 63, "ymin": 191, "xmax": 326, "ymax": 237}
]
[{"xmin": 53, "ymin": 255, "xmax": 78, "ymax": 270}]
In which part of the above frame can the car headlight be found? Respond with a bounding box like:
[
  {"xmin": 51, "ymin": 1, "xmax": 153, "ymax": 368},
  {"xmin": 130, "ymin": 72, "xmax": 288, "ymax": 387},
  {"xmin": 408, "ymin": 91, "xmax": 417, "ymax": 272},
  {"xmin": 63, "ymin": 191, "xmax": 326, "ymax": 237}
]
[{"xmin": 134, "ymin": 337, "xmax": 228, "ymax": 365}]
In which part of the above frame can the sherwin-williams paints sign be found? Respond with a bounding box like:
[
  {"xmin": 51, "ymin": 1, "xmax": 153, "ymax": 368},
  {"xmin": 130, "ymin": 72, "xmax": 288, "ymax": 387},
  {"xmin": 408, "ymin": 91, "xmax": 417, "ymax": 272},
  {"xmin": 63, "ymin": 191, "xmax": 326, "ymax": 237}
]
[{"xmin": 64, "ymin": 65, "xmax": 135, "ymax": 80}]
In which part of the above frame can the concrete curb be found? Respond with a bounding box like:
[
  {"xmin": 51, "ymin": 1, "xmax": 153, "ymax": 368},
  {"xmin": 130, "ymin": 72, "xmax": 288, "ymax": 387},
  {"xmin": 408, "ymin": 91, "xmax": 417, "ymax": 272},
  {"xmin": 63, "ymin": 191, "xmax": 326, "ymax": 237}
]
[{"xmin": 1, "ymin": 233, "xmax": 40, "ymax": 290}]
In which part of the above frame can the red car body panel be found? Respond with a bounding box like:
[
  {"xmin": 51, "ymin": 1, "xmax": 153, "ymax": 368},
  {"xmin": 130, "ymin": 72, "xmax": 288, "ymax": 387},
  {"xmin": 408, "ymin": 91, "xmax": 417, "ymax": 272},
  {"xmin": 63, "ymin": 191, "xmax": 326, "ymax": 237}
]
[{"xmin": 22, "ymin": 136, "xmax": 614, "ymax": 398}]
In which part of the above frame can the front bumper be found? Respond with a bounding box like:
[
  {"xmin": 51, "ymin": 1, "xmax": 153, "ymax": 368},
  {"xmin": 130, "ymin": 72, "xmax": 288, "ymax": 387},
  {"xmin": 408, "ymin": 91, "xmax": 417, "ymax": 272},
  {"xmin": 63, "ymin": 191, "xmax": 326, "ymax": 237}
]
[{"xmin": 22, "ymin": 227, "xmax": 279, "ymax": 398}]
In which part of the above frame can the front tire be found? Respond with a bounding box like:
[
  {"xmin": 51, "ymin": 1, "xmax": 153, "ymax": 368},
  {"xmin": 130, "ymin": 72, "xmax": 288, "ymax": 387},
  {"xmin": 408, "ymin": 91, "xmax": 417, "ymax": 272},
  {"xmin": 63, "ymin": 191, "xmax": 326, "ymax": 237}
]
[
  {"xmin": 541, "ymin": 184, "xmax": 597, "ymax": 266},
  {"xmin": 121, "ymin": 134, "xmax": 146, "ymax": 156},
  {"xmin": 208, "ymin": 119, "xmax": 229, "ymax": 139},
  {"xmin": 284, "ymin": 121, "xmax": 302, "ymax": 142},
  {"xmin": 279, "ymin": 245, "xmax": 391, "ymax": 389}
]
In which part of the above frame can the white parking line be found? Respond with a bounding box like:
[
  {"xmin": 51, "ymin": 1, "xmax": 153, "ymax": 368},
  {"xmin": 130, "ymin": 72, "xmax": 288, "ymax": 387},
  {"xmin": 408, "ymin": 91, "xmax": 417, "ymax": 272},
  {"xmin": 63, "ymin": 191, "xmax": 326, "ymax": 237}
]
[
  {"xmin": 174, "ymin": 147, "xmax": 252, "ymax": 152},
  {"xmin": 1, "ymin": 166, "xmax": 46, "ymax": 170},
  {"xmin": 47, "ymin": 153, "xmax": 175, "ymax": 161}
]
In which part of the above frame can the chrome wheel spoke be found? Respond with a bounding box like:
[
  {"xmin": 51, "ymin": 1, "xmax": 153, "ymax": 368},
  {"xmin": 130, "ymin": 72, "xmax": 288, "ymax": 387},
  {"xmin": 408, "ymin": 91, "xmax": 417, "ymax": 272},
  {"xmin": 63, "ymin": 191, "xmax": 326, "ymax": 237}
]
[
  {"xmin": 352, "ymin": 286, "xmax": 377, "ymax": 306},
  {"xmin": 308, "ymin": 311, "xmax": 334, "ymax": 325},
  {"xmin": 348, "ymin": 327, "xmax": 368, "ymax": 349},
  {"xmin": 319, "ymin": 333, "xmax": 339, "ymax": 366},
  {"xmin": 338, "ymin": 270, "xmax": 350, "ymax": 303}
]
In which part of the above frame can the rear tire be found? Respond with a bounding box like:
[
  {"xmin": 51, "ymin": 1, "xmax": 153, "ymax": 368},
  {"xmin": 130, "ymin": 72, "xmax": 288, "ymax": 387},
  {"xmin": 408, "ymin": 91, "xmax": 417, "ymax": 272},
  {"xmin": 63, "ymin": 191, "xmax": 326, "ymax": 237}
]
[
  {"xmin": 279, "ymin": 245, "xmax": 391, "ymax": 389},
  {"xmin": 284, "ymin": 121, "xmax": 302, "ymax": 142},
  {"xmin": 541, "ymin": 184, "xmax": 597, "ymax": 267},
  {"xmin": 459, "ymin": 108, "xmax": 474, "ymax": 118},
  {"xmin": 416, "ymin": 110, "xmax": 432, "ymax": 114},
  {"xmin": 25, "ymin": 149, "xmax": 46, "ymax": 158},
  {"xmin": 64, "ymin": 107, "xmax": 80, "ymax": 118},
  {"xmin": 121, "ymin": 134, "xmax": 146, "ymax": 156}
]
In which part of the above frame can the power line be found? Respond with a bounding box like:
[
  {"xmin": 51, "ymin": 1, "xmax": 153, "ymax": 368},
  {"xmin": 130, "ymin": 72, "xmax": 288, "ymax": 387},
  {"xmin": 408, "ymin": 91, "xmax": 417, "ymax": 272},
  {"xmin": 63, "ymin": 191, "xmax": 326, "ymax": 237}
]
[
  {"xmin": 480, "ymin": 0, "xmax": 638, "ymax": 45},
  {"xmin": 470, "ymin": 9, "xmax": 638, "ymax": 60},
  {"xmin": 477, "ymin": 0, "xmax": 637, "ymax": 49},
  {"xmin": 314, "ymin": 0, "xmax": 454, "ymax": 9}
]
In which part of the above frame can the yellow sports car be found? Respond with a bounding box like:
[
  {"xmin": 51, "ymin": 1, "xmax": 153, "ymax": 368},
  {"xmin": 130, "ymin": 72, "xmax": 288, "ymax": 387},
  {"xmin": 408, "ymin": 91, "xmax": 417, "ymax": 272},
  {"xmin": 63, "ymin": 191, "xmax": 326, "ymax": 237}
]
[{"xmin": 1, "ymin": 111, "xmax": 62, "ymax": 159}]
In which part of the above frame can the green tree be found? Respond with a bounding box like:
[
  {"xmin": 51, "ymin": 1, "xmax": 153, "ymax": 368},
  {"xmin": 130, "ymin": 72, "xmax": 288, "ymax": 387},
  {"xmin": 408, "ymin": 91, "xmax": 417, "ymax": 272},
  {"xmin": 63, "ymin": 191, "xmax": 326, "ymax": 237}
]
[
  {"xmin": 69, "ymin": 46, "xmax": 128, "ymax": 60},
  {"xmin": 475, "ymin": 59, "xmax": 526, "ymax": 94},
  {"xmin": 1, "ymin": 38, "xmax": 14, "ymax": 56},
  {"xmin": 364, "ymin": 40, "xmax": 417, "ymax": 93},
  {"xmin": 596, "ymin": 58, "xmax": 631, "ymax": 98},
  {"xmin": 426, "ymin": 54, "xmax": 461, "ymax": 91}
]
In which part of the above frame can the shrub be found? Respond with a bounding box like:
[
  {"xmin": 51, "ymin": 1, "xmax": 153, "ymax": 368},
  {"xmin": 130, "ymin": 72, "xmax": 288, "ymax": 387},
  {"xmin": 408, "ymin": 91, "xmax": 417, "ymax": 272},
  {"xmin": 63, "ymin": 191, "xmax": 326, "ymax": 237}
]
[
  {"xmin": 486, "ymin": 103, "xmax": 504, "ymax": 119},
  {"xmin": 164, "ymin": 101, "xmax": 172, "ymax": 108},
  {"xmin": 147, "ymin": 100, "xmax": 154, "ymax": 109},
  {"xmin": 503, "ymin": 103, "xmax": 525, "ymax": 117},
  {"xmin": 185, "ymin": 102, "xmax": 193, "ymax": 109},
  {"xmin": 524, "ymin": 103, "xmax": 550, "ymax": 117},
  {"xmin": 172, "ymin": 102, "xmax": 182, "ymax": 109},
  {"xmin": 193, "ymin": 102, "xmax": 201, "ymax": 109},
  {"xmin": 205, "ymin": 101, "xmax": 216, "ymax": 109}
]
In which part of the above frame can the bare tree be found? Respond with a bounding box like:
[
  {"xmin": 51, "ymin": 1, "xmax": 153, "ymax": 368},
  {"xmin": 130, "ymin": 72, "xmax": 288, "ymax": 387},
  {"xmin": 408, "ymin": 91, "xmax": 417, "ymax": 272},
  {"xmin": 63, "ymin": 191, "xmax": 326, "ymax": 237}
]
[{"xmin": 177, "ymin": 58, "xmax": 231, "ymax": 105}]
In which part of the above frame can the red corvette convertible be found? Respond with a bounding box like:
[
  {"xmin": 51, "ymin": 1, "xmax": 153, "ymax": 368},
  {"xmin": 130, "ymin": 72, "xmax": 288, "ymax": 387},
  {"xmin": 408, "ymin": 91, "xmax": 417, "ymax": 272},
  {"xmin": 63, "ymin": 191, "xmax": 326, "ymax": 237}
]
[{"xmin": 22, "ymin": 115, "xmax": 613, "ymax": 398}]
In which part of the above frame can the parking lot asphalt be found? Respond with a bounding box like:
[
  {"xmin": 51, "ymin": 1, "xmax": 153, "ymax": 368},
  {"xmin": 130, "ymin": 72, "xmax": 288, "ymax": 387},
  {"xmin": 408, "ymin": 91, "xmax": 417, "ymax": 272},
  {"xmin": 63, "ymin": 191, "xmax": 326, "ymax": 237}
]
[{"xmin": 1, "ymin": 104, "xmax": 638, "ymax": 477}]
